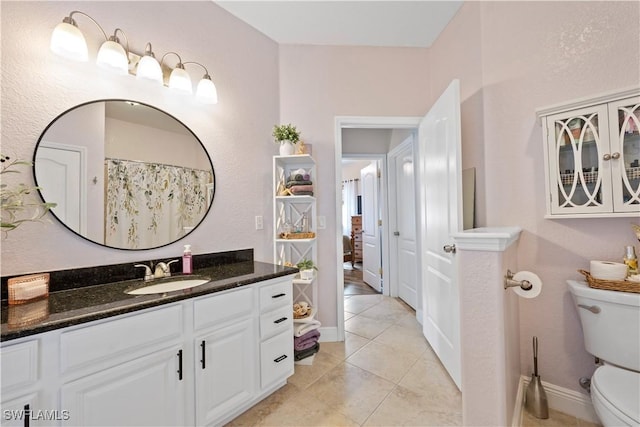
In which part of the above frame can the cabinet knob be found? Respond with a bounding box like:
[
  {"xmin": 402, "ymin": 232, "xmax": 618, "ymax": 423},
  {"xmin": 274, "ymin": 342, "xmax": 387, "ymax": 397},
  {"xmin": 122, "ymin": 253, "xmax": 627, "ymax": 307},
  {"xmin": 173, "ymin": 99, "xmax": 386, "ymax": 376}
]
[
  {"xmin": 611, "ymin": 152, "xmax": 620, "ymax": 160},
  {"xmin": 443, "ymin": 244, "xmax": 456, "ymax": 254},
  {"xmin": 603, "ymin": 153, "xmax": 611, "ymax": 161}
]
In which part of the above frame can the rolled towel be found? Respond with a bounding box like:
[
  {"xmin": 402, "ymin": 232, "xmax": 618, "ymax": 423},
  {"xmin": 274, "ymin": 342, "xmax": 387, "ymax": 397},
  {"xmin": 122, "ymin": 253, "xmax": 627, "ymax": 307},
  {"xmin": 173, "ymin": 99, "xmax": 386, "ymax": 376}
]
[
  {"xmin": 303, "ymin": 173, "xmax": 310, "ymax": 181},
  {"xmin": 294, "ymin": 319, "xmax": 321, "ymax": 337},
  {"xmin": 289, "ymin": 173, "xmax": 304, "ymax": 181}
]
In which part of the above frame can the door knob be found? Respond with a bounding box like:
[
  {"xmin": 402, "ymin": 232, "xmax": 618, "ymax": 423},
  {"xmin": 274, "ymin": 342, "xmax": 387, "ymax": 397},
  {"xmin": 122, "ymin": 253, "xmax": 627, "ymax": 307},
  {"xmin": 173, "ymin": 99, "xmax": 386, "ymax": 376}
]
[
  {"xmin": 611, "ymin": 152, "xmax": 620, "ymax": 160},
  {"xmin": 603, "ymin": 153, "xmax": 611, "ymax": 161},
  {"xmin": 443, "ymin": 244, "xmax": 456, "ymax": 253},
  {"xmin": 393, "ymin": 231, "xmax": 400, "ymax": 236}
]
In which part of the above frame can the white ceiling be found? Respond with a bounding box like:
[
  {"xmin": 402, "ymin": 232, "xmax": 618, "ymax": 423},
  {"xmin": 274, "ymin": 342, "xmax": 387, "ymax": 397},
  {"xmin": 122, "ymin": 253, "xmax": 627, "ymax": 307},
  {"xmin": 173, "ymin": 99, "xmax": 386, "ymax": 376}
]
[{"xmin": 215, "ymin": 1, "xmax": 463, "ymax": 48}]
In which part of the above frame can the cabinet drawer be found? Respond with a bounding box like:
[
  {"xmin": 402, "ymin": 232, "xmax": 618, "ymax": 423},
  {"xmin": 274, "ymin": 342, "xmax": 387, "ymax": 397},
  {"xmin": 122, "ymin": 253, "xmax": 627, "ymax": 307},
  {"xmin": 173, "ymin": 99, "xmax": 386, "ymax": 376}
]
[
  {"xmin": 352, "ymin": 226, "xmax": 362, "ymax": 234},
  {"xmin": 354, "ymin": 241, "xmax": 362, "ymax": 250},
  {"xmin": 260, "ymin": 330, "xmax": 293, "ymax": 388},
  {"xmin": 1, "ymin": 340, "xmax": 38, "ymax": 392},
  {"xmin": 353, "ymin": 234, "xmax": 362, "ymax": 241},
  {"xmin": 194, "ymin": 287, "xmax": 253, "ymax": 331},
  {"xmin": 260, "ymin": 305, "xmax": 292, "ymax": 340},
  {"xmin": 60, "ymin": 304, "xmax": 182, "ymax": 374},
  {"xmin": 351, "ymin": 216, "xmax": 362, "ymax": 225},
  {"xmin": 259, "ymin": 280, "xmax": 292, "ymax": 313}
]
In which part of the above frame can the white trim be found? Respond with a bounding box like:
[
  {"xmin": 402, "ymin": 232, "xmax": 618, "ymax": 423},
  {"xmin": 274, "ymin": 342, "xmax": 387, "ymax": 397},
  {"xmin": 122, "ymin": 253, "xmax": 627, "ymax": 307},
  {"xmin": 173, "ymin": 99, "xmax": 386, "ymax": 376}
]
[
  {"xmin": 452, "ymin": 226, "xmax": 522, "ymax": 252},
  {"xmin": 536, "ymin": 86, "xmax": 640, "ymax": 119},
  {"xmin": 317, "ymin": 326, "xmax": 338, "ymax": 342},
  {"xmin": 515, "ymin": 375, "xmax": 600, "ymax": 425},
  {"xmin": 334, "ymin": 116, "xmax": 421, "ymax": 343}
]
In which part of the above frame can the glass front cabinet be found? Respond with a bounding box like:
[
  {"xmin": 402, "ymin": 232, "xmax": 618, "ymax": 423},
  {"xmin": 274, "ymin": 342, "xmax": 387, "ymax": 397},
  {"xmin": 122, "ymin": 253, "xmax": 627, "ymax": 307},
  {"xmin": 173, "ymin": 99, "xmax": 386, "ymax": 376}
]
[{"xmin": 539, "ymin": 90, "xmax": 640, "ymax": 218}]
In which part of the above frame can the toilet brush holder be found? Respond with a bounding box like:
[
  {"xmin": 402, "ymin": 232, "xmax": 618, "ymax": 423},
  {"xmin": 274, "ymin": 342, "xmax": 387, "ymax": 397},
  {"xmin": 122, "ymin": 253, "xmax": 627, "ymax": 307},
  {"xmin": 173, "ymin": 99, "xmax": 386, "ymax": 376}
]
[{"xmin": 525, "ymin": 336, "xmax": 549, "ymax": 419}]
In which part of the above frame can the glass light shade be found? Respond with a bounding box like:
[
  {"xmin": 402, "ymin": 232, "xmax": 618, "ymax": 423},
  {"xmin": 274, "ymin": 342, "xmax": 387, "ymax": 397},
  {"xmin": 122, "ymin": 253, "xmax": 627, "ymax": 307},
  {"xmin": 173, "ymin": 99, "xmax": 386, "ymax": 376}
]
[
  {"xmin": 50, "ymin": 21, "xmax": 88, "ymax": 61},
  {"xmin": 136, "ymin": 55, "xmax": 163, "ymax": 84},
  {"xmin": 96, "ymin": 40, "xmax": 128, "ymax": 75},
  {"xmin": 196, "ymin": 77, "xmax": 218, "ymax": 104},
  {"xmin": 169, "ymin": 67, "xmax": 193, "ymax": 94}
]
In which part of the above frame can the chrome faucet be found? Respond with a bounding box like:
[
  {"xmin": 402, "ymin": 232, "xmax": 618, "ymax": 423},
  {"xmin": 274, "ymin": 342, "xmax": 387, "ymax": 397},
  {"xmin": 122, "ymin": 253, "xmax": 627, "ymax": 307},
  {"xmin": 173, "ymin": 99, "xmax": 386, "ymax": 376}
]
[
  {"xmin": 154, "ymin": 259, "xmax": 179, "ymax": 278},
  {"xmin": 134, "ymin": 263, "xmax": 154, "ymax": 282}
]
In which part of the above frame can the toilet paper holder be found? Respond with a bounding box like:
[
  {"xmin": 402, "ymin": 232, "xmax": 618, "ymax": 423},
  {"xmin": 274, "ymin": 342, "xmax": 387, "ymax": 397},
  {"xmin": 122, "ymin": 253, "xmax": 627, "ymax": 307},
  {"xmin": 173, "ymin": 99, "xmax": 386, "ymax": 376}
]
[{"xmin": 504, "ymin": 269, "xmax": 533, "ymax": 291}]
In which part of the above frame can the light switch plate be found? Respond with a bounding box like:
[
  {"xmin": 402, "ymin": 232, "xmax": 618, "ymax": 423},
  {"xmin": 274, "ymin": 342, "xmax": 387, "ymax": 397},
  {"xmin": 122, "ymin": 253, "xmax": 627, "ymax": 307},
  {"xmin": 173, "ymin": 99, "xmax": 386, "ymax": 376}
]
[
  {"xmin": 255, "ymin": 216, "xmax": 263, "ymax": 230},
  {"xmin": 317, "ymin": 216, "xmax": 326, "ymax": 229}
]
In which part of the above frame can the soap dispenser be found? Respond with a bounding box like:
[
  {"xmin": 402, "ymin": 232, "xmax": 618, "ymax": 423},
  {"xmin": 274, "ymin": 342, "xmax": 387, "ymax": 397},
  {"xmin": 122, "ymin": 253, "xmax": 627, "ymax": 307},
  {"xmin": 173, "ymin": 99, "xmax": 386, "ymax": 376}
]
[{"xmin": 183, "ymin": 245, "xmax": 193, "ymax": 274}]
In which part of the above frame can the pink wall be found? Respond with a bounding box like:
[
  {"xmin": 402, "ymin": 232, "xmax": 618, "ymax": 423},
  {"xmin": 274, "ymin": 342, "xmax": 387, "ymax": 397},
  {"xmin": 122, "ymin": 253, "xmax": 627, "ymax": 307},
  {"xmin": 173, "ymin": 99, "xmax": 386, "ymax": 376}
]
[
  {"xmin": 1, "ymin": 1, "xmax": 279, "ymax": 274},
  {"xmin": 430, "ymin": 1, "xmax": 640, "ymax": 395},
  {"xmin": 279, "ymin": 45, "xmax": 431, "ymax": 325}
]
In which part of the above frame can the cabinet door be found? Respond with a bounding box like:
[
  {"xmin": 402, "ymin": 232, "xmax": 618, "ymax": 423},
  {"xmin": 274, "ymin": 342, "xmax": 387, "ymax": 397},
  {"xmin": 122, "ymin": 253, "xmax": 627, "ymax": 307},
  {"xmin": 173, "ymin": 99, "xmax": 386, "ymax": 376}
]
[
  {"xmin": 546, "ymin": 105, "xmax": 613, "ymax": 214},
  {"xmin": 1, "ymin": 392, "xmax": 41, "ymax": 427},
  {"xmin": 195, "ymin": 318, "xmax": 256, "ymax": 426},
  {"xmin": 608, "ymin": 98, "xmax": 640, "ymax": 212},
  {"xmin": 60, "ymin": 346, "xmax": 186, "ymax": 426}
]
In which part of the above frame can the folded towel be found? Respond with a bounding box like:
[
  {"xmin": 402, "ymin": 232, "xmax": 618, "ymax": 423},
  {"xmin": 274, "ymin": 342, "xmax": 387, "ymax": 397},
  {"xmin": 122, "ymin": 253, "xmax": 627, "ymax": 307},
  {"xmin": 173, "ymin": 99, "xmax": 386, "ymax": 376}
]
[
  {"xmin": 294, "ymin": 342, "xmax": 319, "ymax": 361},
  {"xmin": 294, "ymin": 337, "xmax": 319, "ymax": 351},
  {"xmin": 290, "ymin": 191, "xmax": 314, "ymax": 196},
  {"xmin": 294, "ymin": 319, "xmax": 321, "ymax": 337},
  {"xmin": 286, "ymin": 180, "xmax": 312, "ymax": 188},
  {"xmin": 294, "ymin": 329, "xmax": 320, "ymax": 350},
  {"xmin": 290, "ymin": 185, "xmax": 314, "ymax": 194}
]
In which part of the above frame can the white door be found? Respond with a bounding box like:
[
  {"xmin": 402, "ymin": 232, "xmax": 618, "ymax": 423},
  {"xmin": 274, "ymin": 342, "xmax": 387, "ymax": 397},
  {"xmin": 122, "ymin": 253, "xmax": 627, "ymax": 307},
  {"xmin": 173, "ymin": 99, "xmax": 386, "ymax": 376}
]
[
  {"xmin": 361, "ymin": 161, "xmax": 382, "ymax": 292},
  {"xmin": 390, "ymin": 140, "xmax": 419, "ymax": 309},
  {"xmin": 419, "ymin": 80, "xmax": 463, "ymax": 389},
  {"xmin": 34, "ymin": 143, "xmax": 85, "ymax": 234}
]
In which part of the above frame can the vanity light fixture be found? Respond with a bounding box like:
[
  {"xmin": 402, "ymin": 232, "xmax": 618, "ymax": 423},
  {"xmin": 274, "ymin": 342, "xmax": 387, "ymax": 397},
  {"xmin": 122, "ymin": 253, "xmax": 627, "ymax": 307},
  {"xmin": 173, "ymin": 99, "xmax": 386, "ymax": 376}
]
[
  {"xmin": 51, "ymin": 11, "xmax": 129, "ymax": 74},
  {"xmin": 136, "ymin": 43, "xmax": 163, "ymax": 84},
  {"xmin": 184, "ymin": 62, "xmax": 218, "ymax": 105},
  {"xmin": 50, "ymin": 10, "xmax": 218, "ymax": 104}
]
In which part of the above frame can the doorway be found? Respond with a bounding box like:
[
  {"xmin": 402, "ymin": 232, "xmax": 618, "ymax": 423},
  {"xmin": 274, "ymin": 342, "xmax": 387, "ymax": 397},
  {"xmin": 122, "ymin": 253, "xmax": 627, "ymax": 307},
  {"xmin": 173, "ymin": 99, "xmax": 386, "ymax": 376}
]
[{"xmin": 334, "ymin": 117, "xmax": 421, "ymax": 342}]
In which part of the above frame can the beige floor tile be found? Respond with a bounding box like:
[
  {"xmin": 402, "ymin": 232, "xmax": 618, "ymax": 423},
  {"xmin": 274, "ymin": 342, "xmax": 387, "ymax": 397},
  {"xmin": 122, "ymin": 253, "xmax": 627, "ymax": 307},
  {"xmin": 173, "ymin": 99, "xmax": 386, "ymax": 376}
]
[
  {"xmin": 577, "ymin": 417, "xmax": 602, "ymax": 427},
  {"xmin": 346, "ymin": 340, "xmax": 420, "ymax": 383},
  {"xmin": 307, "ymin": 362, "xmax": 396, "ymax": 424},
  {"xmin": 522, "ymin": 408, "xmax": 579, "ymax": 426},
  {"xmin": 343, "ymin": 294, "xmax": 384, "ymax": 314},
  {"xmin": 364, "ymin": 385, "xmax": 462, "ymax": 426},
  {"xmin": 255, "ymin": 386, "xmax": 360, "ymax": 426},
  {"xmin": 358, "ymin": 299, "xmax": 413, "ymax": 323},
  {"xmin": 225, "ymin": 383, "xmax": 302, "ymax": 426},
  {"xmin": 287, "ymin": 350, "xmax": 343, "ymax": 390},
  {"xmin": 345, "ymin": 314, "xmax": 394, "ymax": 340},
  {"xmin": 395, "ymin": 312, "xmax": 424, "ymax": 333},
  {"xmin": 344, "ymin": 310, "xmax": 357, "ymax": 321},
  {"xmin": 373, "ymin": 323, "xmax": 429, "ymax": 358},
  {"xmin": 398, "ymin": 359, "xmax": 461, "ymax": 416},
  {"xmin": 319, "ymin": 331, "xmax": 369, "ymax": 361}
]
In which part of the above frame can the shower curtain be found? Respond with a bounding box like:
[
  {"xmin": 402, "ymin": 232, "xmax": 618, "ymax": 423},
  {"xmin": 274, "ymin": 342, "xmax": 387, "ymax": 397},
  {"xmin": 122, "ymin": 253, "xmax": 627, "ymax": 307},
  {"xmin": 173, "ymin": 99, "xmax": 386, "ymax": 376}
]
[{"xmin": 105, "ymin": 159, "xmax": 211, "ymax": 249}]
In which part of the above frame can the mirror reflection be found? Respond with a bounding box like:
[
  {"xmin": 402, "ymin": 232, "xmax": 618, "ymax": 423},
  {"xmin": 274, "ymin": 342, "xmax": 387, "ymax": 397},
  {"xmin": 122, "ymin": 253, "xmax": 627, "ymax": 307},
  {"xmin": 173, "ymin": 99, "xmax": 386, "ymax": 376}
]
[{"xmin": 34, "ymin": 100, "xmax": 215, "ymax": 250}]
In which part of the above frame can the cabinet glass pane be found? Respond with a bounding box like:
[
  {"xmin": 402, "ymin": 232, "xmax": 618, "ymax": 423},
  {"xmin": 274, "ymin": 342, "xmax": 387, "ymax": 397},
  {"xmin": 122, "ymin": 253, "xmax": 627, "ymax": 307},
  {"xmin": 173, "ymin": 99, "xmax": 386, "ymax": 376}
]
[
  {"xmin": 554, "ymin": 113, "xmax": 603, "ymax": 208},
  {"xmin": 617, "ymin": 103, "xmax": 640, "ymax": 206}
]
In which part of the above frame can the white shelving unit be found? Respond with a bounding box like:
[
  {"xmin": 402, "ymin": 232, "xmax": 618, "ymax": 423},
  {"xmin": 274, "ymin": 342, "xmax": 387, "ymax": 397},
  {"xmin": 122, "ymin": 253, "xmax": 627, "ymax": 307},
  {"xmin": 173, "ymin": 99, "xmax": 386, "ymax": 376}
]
[{"xmin": 272, "ymin": 155, "xmax": 318, "ymax": 316}]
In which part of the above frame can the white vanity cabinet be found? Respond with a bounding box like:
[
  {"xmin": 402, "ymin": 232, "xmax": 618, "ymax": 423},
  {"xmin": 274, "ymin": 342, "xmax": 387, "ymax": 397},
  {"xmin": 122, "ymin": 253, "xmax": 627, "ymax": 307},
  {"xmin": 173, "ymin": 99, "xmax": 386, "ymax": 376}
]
[
  {"xmin": 58, "ymin": 304, "xmax": 187, "ymax": 426},
  {"xmin": 192, "ymin": 287, "xmax": 256, "ymax": 426},
  {"xmin": 539, "ymin": 89, "xmax": 640, "ymax": 218},
  {"xmin": 0, "ymin": 274, "xmax": 295, "ymax": 427},
  {"xmin": 0, "ymin": 339, "xmax": 47, "ymax": 426}
]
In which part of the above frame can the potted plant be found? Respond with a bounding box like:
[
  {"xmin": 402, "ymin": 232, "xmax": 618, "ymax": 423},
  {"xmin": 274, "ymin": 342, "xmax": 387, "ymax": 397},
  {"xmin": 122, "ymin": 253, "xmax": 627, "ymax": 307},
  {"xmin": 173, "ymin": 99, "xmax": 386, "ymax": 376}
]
[
  {"xmin": 273, "ymin": 124, "xmax": 300, "ymax": 156},
  {"xmin": 296, "ymin": 258, "xmax": 317, "ymax": 280},
  {"xmin": 1, "ymin": 154, "xmax": 56, "ymax": 238}
]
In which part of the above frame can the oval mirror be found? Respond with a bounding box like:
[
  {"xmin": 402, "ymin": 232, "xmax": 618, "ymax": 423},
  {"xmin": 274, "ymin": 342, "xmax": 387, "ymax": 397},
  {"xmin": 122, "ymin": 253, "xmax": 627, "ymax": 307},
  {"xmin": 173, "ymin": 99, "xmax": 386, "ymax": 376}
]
[{"xmin": 34, "ymin": 100, "xmax": 215, "ymax": 250}]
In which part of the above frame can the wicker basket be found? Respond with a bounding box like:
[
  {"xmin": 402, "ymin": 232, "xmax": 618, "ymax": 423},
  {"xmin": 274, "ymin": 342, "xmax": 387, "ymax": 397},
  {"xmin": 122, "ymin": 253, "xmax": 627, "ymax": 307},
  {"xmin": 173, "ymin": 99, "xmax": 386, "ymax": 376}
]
[
  {"xmin": 578, "ymin": 269, "xmax": 640, "ymax": 294},
  {"xmin": 279, "ymin": 232, "xmax": 316, "ymax": 239}
]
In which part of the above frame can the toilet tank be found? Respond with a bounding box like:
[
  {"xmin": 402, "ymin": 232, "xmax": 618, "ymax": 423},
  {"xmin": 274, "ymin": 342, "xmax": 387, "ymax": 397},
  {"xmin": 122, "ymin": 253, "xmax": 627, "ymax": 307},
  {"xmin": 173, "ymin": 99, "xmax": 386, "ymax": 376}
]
[{"xmin": 567, "ymin": 280, "xmax": 640, "ymax": 372}]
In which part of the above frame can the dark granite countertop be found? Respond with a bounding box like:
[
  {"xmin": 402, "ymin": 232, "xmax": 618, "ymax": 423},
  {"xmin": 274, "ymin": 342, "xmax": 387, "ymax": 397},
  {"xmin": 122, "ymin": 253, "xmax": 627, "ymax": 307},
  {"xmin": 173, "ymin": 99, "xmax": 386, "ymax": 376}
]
[{"xmin": 1, "ymin": 261, "xmax": 298, "ymax": 342}]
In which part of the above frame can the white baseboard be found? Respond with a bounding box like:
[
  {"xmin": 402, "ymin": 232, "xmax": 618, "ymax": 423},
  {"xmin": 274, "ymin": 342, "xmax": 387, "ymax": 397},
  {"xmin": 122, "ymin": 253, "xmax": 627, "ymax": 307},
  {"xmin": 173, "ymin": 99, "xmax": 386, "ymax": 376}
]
[
  {"xmin": 514, "ymin": 375, "xmax": 600, "ymax": 425},
  {"xmin": 318, "ymin": 326, "xmax": 339, "ymax": 342}
]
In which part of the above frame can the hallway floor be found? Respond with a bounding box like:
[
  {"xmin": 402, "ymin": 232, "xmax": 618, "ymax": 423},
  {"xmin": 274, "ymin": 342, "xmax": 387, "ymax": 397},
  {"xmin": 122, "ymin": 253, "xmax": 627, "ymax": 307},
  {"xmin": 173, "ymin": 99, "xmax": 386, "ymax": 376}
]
[{"xmin": 227, "ymin": 295, "xmax": 599, "ymax": 426}]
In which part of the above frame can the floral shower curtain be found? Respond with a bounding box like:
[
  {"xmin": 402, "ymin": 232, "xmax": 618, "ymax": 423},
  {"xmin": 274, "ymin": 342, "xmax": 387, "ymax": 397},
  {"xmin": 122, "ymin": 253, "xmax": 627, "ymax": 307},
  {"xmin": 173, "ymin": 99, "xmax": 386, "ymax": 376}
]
[{"xmin": 105, "ymin": 159, "xmax": 211, "ymax": 249}]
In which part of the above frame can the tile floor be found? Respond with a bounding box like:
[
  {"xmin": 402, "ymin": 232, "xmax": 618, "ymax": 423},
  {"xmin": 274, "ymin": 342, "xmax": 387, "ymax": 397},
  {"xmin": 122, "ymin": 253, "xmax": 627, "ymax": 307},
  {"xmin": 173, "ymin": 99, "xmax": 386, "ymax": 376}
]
[{"xmin": 228, "ymin": 294, "xmax": 600, "ymax": 427}]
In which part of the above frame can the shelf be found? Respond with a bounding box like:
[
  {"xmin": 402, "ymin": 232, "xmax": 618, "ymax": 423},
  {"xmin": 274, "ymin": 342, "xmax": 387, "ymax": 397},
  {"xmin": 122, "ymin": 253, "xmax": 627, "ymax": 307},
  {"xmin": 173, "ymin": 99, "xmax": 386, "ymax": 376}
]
[
  {"xmin": 292, "ymin": 275, "xmax": 315, "ymax": 286},
  {"xmin": 275, "ymin": 195, "xmax": 316, "ymax": 202},
  {"xmin": 560, "ymin": 167, "xmax": 640, "ymax": 185},
  {"xmin": 274, "ymin": 154, "xmax": 315, "ymax": 165},
  {"xmin": 275, "ymin": 238, "xmax": 316, "ymax": 243}
]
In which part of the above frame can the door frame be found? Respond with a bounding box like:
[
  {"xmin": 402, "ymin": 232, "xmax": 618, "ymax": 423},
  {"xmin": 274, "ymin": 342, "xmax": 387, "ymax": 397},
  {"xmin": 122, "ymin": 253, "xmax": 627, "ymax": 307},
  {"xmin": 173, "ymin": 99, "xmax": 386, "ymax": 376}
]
[{"xmin": 334, "ymin": 116, "xmax": 422, "ymax": 341}]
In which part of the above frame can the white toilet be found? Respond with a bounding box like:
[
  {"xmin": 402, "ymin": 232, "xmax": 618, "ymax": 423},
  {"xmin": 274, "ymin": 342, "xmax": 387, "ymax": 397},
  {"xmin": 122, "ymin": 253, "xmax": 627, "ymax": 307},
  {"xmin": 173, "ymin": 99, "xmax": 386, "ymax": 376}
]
[{"xmin": 568, "ymin": 280, "xmax": 640, "ymax": 426}]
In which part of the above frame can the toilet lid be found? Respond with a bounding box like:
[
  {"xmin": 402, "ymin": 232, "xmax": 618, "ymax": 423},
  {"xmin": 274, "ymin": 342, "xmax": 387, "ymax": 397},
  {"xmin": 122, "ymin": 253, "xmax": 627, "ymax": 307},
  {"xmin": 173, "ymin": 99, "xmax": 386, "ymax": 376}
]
[{"xmin": 592, "ymin": 365, "xmax": 640, "ymax": 423}]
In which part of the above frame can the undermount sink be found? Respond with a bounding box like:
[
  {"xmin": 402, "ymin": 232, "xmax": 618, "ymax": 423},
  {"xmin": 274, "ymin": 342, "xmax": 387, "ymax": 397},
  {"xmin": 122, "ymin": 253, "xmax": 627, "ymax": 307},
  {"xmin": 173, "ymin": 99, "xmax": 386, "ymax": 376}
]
[{"xmin": 126, "ymin": 276, "xmax": 211, "ymax": 295}]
